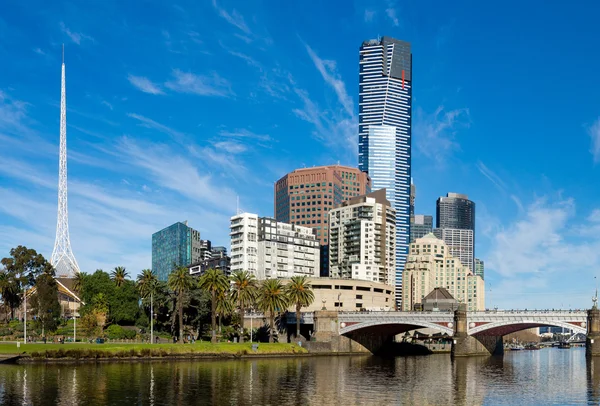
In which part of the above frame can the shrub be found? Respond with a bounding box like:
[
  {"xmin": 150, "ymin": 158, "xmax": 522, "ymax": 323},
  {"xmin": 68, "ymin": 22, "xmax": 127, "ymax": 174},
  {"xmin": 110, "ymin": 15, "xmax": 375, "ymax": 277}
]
[{"xmin": 105, "ymin": 324, "xmax": 126, "ymax": 339}]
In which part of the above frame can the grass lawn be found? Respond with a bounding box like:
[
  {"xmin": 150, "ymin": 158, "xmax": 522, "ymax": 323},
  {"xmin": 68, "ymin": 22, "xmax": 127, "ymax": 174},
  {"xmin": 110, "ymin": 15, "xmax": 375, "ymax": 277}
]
[{"xmin": 0, "ymin": 342, "xmax": 308, "ymax": 359}]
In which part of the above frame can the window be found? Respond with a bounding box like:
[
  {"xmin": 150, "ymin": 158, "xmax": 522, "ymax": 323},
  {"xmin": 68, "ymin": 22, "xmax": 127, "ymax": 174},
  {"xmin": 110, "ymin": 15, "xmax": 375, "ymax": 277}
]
[{"xmin": 356, "ymin": 295, "xmax": 363, "ymax": 299}]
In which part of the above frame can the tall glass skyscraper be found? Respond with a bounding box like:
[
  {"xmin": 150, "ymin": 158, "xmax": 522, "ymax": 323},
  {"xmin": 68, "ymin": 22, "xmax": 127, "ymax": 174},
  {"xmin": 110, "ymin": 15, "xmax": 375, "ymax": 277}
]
[
  {"xmin": 152, "ymin": 221, "xmax": 203, "ymax": 281},
  {"xmin": 358, "ymin": 36, "xmax": 412, "ymax": 305}
]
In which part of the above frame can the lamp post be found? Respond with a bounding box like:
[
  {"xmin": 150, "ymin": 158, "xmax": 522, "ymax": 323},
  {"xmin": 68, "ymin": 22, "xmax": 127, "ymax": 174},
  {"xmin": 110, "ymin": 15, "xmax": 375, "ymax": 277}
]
[
  {"xmin": 150, "ymin": 292, "xmax": 154, "ymax": 345},
  {"xmin": 23, "ymin": 290, "xmax": 27, "ymax": 344}
]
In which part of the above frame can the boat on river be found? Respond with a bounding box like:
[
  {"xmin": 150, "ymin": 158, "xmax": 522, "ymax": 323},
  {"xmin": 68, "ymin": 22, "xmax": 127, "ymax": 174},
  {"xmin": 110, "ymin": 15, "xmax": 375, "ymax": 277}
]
[
  {"xmin": 558, "ymin": 342, "xmax": 571, "ymax": 349},
  {"xmin": 510, "ymin": 344, "xmax": 525, "ymax": 351}
]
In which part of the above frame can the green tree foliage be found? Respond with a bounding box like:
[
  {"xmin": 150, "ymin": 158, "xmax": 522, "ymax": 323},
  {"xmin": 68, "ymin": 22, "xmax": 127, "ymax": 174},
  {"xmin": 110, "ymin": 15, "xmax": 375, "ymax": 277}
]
[
  {"xmin": 106, "ymin": 324, "xmax": 136, "ymax": 339},
  {"xmin": 167, "ymin": 266, "xmax": 194, "ymax": 343},
  {"xmin": 137, "ymin": 269, "xmax": 158, "ymax": 299},
  {"xmin": 258, "ymin": 279, "xmax": 289, "ymax": 343},
  {"xmin": 230, "ymin": 270, "xmax": 257, "ymax": 343},
  {"xmin": 79, "ymin": 270, "xmax": 139, "ymax": 326},
  {"xmin": 31, "ymin": 272, "xmax": 61, "ymax": 334},
  {"xmin": 215, "ymin": 287, "xmax": 233, "ymax": 332},
  {"xmin": 198, "ymin": 268, "xmax": 229, "ymax": 343},
  {"xmin": 110, "ymin": 266, "xmax": 129, "ymax": 287},
  {"xmin": 285, "ymin": 276, "xmax": 315, "ymax": 340},
  {"xmin": 0, "ymin": 246, "xmax": 54, "ymax": 318}
]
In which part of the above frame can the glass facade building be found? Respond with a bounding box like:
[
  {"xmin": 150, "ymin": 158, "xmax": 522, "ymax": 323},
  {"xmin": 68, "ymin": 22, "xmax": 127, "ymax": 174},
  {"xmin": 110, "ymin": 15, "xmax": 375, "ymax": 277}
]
[
  {"xmin": 358, "ymin": 36, "xmax": 412, "ymax": 305},
  {"xmin": 152, "ymin": 221, "xmax": 202, "ymax": 281},
  {"xmin": 410, "ymin": 214, "xmax": 433, "ymax": 243},
  {"xmin": 435, "ymin": 193, "xmax": 476, "ymax": 272},
  {"xmin": 475, "ymin": 258, "xmax": 484, "ymax": 280}
]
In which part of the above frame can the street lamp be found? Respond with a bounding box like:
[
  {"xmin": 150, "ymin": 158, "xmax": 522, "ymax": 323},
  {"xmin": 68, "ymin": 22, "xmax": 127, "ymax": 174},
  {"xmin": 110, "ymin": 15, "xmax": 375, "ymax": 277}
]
[
  {"xmin": 23, "ymin": 289, "xmax": 27, "ymax": 344},
  {"xmin": 150, "ymin": 292, "xmax": 154, "ymax": 345}
]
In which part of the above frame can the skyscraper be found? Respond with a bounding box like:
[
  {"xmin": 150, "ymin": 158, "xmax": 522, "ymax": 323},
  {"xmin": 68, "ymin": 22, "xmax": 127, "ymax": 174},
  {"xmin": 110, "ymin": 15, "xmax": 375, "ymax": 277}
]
[
  {"xmin": 152, "ymin": 221, "xmax": 203, "ymax": 281},
  {"xmin": 436, "ymin": 193, "xmax": 475, "ymax": 230},
  {"xmin": 410, "ymin": 214, "xmax": 433, "ymax": 243},
  {"xmin": 358, "ymin": 37, "xmax": 412, "ymax": 304},
  {"xmin": 475, "ymin": 258, "xmax": 484, "ymax": 280},
  {"xmin": 51, "ymin": 47, "xmax": 80, "ymax": 278},
  {"xmin": 435, "ymin": 193, "xmax": 476, "ymax": 271}
]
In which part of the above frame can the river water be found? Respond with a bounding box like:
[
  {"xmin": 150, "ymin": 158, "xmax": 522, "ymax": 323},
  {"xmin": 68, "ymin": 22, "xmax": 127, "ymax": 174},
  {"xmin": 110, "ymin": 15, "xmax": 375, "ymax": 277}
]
[{"xmin": 0, "ymin": 347, "xmax": 599, "ymax": 405}]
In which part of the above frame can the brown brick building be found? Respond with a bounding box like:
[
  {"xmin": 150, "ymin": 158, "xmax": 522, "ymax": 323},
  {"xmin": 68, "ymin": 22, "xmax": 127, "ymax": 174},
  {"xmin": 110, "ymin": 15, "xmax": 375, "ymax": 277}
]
[{"xmin": 274, "ymin": 165, "xmax": 371, "ymax": 245}]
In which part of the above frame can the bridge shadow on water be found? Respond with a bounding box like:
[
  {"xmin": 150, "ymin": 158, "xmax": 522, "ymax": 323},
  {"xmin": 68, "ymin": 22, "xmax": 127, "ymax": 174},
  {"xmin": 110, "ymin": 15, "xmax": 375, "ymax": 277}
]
[{"xmin": 373, "ymin": 341, "xmax": 435, "ymax": 357}]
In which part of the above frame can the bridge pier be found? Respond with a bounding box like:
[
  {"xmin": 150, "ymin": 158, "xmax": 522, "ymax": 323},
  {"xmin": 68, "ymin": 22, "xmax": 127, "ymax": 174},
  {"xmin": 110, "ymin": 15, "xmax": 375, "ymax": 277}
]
[
  {"xmin": 452, "ymin": 304, "xmax": 502, "ymax": 357},
  {"xmin": 310, "ymin": 311, "xmax": 372, "ymax": 353},
  {"xmin": 587, "ymin": 308, "xmax": 600, "ymax": 357}
]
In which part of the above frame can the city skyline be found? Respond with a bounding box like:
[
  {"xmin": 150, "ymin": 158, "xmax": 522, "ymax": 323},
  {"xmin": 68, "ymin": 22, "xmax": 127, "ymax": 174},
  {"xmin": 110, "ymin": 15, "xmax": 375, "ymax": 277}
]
[{"xmin": 3, "ymin": 1, "xmax": 600, "ymax": 309}]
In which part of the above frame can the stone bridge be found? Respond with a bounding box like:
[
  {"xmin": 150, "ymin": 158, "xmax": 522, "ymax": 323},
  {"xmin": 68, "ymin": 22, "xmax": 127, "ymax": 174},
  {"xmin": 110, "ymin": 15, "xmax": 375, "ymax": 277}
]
[{"xmin": 310, "ymin": 306, "xmax": 599, "ymax": 357}]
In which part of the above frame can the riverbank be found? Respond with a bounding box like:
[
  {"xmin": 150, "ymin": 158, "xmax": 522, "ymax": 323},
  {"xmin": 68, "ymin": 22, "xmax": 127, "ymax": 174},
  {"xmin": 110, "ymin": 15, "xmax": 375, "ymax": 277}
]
[{"xmin": 0, "ymin": 342, "xmax": 308, "ymax": 363}]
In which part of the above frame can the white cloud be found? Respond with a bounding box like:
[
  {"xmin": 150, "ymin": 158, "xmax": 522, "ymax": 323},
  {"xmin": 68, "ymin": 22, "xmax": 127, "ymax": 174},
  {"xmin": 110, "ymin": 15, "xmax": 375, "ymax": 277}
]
[
  {"xmin": 476, "ymin": 161, "xmax": 507, "ymax": 193},
  {"xmin": 304, "ymin": 44, "xmax": 354, "ymax": 117},
  {"xmin": 414, "ymin": 106, "xmax": 470, "ymax": 163},
  {"xmin": 101, "ymin": 100, "xmax": 113, "ymax": 110},
  {"xmin": 33, "ymin": 48, "xmax": 46, "ymax": 56},
  {"xmin": 364, "ymin": 10, "xmax": 376, "ymax": 23},
  {"xmin": 127, "ymin": 75, "xmax": 164, "ymax": 95},
  {"xmin": 219, "ymin": 128, "xmax": 271, "ymax": 142},
  {"xmin": 127, "ymin": 113, "xmax": 186, "ymax": 142},
  {"xmin": 165, "ymin": 69, "xmax": 233, "ymax": 97},
  {"xmin": 385, "ymin": 6, "xmax": 400, "ymax": 26},
  {"xmin": 486, "ymin": 197, "xmax": 598, "ymax": 278},
  {"xmin": 59, "ymin": 22, "xmax": 93, "ymax": 45},
  {"xmin": 212, "ymin": 0, "xmax": 251, "ymax": 35},
  {"xmin": 212, "ymin": 141, "xmax": 247, "ymax": 154},
  {"xmin": 588, "ymin": 117, "xmax": 600, "ymax": 163},
  {"xmin": 116, "ymin": 137, "xmax": 238, "ymax": 212}
]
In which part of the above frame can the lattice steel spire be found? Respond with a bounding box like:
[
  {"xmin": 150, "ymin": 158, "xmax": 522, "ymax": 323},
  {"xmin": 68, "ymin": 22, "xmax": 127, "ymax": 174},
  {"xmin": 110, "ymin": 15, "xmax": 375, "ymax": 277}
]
[{"xmin": 51, "ymin": 45, "xmax": 80, "ymax": 278}]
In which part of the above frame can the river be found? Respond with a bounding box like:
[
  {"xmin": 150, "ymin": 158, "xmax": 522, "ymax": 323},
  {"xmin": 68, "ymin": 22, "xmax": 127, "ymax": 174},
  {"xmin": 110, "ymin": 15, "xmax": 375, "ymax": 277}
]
[{"xmin": 0, "ymin": 347, "xmax": 599, "ymax": 405}]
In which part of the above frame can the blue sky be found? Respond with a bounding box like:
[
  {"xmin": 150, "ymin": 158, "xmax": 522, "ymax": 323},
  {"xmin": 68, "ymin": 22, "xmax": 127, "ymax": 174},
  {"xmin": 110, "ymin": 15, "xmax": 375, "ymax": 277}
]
[{"xmin": 2, "ymin": 0, "xmax": 600, "ymax": 309}]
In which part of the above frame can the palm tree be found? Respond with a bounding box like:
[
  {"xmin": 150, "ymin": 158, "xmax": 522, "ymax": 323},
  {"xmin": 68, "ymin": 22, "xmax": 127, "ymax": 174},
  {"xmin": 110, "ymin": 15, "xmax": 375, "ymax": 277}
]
[
  {"xmin": 110, "ymin": 266, "xmax": 129, "ymax": 287},
  {"xmin": 198, "ymin": 268, "xmax": 229, "ymax": 343},
  {"xmin": 285, "ymin": 276, "xmax": 315, "ymax": 340},
  {"xmin": 73, "ymin": 271, "xmax": 87, "ymax": 293},
  {"xmin": 137, "ymin": 269, "xmax": 158, "ymax": 343},
  {"xmin": 258, "ymin": 279, "xmax": 289, "ymax": 343},
  {"xmin": 230, "ymin": 271, "xmax": 257, "ymax": 343},
  {"xmin": 167, "ymin": 266, "xmax": 194, "ymax": 344},
  {"xmin": 215, "ymin": 287, "xmax": 233, "ymax": 332}
]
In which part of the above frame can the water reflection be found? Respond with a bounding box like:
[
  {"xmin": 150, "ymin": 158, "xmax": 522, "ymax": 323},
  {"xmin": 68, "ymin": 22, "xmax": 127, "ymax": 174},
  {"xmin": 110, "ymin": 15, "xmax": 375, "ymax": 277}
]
[{"xmin": 0, "ymin": 349, "xmax": 596, "ymax": 405}]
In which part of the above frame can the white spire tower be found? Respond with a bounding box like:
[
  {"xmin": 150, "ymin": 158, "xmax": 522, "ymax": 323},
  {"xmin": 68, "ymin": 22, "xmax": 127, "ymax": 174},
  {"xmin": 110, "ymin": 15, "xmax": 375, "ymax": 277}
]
[{"xmin": 51, "ymin": 45, "xmax": 80, "ymax": 278}]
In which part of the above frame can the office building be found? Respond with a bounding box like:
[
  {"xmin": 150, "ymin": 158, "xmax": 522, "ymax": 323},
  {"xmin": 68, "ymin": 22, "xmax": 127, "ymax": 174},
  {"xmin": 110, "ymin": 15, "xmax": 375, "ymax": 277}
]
[
  {"xmin": 152, "ymin": 221, "xmax": 203, "ymax": 281},
  {"xmin": 274, "ymin": 165, "xmax": 371, "ymax": 244},
  {"xmin": 274, "ymin": 165, "xmax": 371, "ymax": 277},
  {"xmin": 328, "ymin": 189, "xmax": 396, "ymax": 287},
  {"xmin": 410, "ymin": 182, "xmax": 416, "ymax": 219},
  {"xmin": 433, "ymin": 228, "xmax": 474, "ymax": 272},
  {"xmin": 189, "ymin": 246, "xmax": 231, "ymax": 277},
  {"xmin": 436, "ymin": 193, "xmax": 475, "ymax": 230},
  {"xmin": 358, "ymin": 36, "xmax": 412, "ymax": 304},
  {"xmin": 475, "ymin": 258, "xmax": 484, "ymax": 280},
  {"xmin": 230, "ymin": 213, "xmax": 320, "ymax": 279},
  {"xmin": 435, "ymin": 193, "xmax": 476, "ymax": 271},
  {"xmin": 410, "ymin": 214, "xmax": 433, "ymax": 243},
  {"xmin": 402, "ymin": 233, "xmax": 484, "ymax": 311}
]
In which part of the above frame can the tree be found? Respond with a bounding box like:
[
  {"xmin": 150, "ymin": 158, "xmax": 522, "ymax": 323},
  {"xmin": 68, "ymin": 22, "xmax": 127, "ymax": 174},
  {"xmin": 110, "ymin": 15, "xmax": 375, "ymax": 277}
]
[
  {"xmin": 110, "ymin": 266, "xmax": 129, "ymax": 287},
  {"xmin": 258, "ymin": 279, "xmax": 288, "ymax": 343},
  {"xmin": 168, "ymin": 266, "xmax": 194, "ymax": 343},
  {"xmin": 73, "ymin": 272, "xmax": 87, "ymax": 293},
  {"xmin": 1, "ymin": 246, "xmax": 54, "ymax": 318},
  {"xmin": 137, "ymin": 269, "xmax": 158, "ymax": 300},
  {"xmin": 230, "ymin": 271, "xmax": 257, "ymax": 343},
  {"xmin": 31, "ymin": 272, "xmax": 61, "ymax": 334},
  {"xmin": 285, "ymin": 276, "xmax": 315, "ymax": 340},
  {"xmin": 215, "ymin": 287, "xmax": 233, "ymax": 332},
  {"xmin": 198, "ymin": 268, "xmax": 229, "ymax": 343},
  {"xmin": 79, "ymin": 270, "xmax": 139, "ymax": 325}
]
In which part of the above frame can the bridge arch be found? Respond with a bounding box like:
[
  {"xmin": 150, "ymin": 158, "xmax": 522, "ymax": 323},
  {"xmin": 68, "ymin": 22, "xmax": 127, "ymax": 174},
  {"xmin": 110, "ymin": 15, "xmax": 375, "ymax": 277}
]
[
  {"xmin": 469, "ymin": 320, "xmax": 586, "ymax": 336},
  {"xmin": 340, "ymin": 320, "xmax": 454, "ymax": 336}
]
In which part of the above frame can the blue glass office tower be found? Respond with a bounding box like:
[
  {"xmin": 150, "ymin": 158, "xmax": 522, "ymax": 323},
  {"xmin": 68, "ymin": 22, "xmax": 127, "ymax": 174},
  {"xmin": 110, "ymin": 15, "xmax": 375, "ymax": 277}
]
[
  {"xmin": 358, "ymin": 37, "xmax": 412, "ymax": 306},
  {"xmin": 152, "ymin": 221, "xmax": 202, "ymax": 281}
]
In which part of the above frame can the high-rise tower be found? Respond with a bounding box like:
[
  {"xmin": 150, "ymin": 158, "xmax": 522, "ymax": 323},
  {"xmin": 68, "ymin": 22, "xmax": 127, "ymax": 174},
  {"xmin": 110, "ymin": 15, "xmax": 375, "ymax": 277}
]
[
  {"xmin": 51, "ymin": 47, "xmax": 80, "ymax": 278},
  {"xmin": 358, "ymin": 37, "xmax": 412, "ymax": 305}
]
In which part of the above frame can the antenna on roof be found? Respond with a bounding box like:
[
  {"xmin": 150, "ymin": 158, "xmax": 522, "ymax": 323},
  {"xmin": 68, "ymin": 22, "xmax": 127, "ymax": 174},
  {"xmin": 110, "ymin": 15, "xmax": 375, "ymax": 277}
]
[
  {"xmin": 236, "ymin": 195, "xmax": 241, "ymax": 215},
  {"xmin": 62, "ymin": 44, "xmax": 65, "ymax": 64}
]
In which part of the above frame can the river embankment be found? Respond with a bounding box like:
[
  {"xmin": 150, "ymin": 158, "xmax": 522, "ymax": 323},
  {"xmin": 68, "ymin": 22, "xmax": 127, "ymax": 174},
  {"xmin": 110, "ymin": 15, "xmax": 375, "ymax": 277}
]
[{"xmin": 0, "ymin": 342, "xmax": 312, "ymax": 364}]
